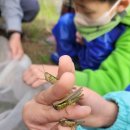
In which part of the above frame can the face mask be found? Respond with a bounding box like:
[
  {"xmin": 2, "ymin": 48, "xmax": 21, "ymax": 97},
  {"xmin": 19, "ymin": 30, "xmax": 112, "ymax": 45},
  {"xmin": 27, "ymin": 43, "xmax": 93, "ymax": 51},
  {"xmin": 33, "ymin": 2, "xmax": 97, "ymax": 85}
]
[{"xmin": 74, "ymin": 0, "xmax": 122, "ymax": 27}]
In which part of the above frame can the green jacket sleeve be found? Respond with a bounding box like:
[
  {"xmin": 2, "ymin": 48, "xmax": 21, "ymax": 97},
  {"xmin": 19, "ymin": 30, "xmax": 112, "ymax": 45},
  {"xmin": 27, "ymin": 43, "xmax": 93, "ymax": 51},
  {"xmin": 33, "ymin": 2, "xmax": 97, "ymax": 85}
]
[{"xmin": 75, "ymin": 27, "xmax": 130, "ymax": 95}]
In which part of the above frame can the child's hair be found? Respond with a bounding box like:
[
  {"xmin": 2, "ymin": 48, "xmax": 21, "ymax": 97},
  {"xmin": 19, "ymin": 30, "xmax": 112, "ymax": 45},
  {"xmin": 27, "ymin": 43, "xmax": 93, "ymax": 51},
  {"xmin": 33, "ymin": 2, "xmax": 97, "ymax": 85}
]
[{"xmin": 100, "ymin": 0, "xmax": 117, "ymax": 4}]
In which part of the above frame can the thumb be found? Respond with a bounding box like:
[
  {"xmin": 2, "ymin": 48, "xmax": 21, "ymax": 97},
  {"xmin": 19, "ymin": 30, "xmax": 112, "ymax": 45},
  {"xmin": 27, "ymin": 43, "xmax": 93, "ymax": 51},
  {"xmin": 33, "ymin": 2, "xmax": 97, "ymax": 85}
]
[
  {"xmin": 57, "ymin": 55, "xmax": 75, "ymax": 79},
  {"xmin": 36, "ymin": 72, "xmax": 75, "ymax": 105}
]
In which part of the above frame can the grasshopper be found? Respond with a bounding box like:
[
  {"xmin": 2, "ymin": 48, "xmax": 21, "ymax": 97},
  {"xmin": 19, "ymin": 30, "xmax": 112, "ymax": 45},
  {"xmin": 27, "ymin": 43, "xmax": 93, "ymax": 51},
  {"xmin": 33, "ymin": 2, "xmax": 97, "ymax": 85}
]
[
  {"xmin": 41, "ymin": 65, "xmax": 58, "ymax": 84},
  {"xmin": 59, "ymin": 119, "xmax": 84, "ymax": 130},
  {"xmin": 42, "ymin": 65, "xmax": 84, "ymax": 128},
  {"xmin": 44, "ymin": 72, "xmax": 58, "ymax": 84},
  {"xmin": 53, "ymin": 87, "xmax": 83, "ymax": 110}
]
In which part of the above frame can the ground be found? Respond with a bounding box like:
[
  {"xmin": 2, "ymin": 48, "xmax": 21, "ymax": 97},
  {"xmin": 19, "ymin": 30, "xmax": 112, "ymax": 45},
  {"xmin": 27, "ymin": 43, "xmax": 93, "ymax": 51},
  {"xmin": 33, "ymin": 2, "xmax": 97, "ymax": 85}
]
[
  {"xmin": 23, "ymin": 40, "xmax": 55, "ymax": 64},
  {"xmin": 22, "ymin": 0, "xmax": 60, "ymax": 64}
]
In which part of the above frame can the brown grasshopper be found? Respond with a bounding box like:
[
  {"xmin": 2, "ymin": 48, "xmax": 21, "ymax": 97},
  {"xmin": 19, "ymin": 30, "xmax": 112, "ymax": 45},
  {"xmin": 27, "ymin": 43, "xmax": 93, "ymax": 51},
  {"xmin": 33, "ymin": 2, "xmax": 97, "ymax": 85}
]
[
  {"xmin": 41, "ymin": 65, "xmax": 58, "ymax": 84},
  {"xmin": 44, "ymin": 71, "xmax": 58, "ymax": 84},
  {"xmin": 53, "ymin": 87, "xmax": 83, "ymax": 110},
  {"xmin": 59, "ymin": 119, "xmax": 84, "ymax": 130}
]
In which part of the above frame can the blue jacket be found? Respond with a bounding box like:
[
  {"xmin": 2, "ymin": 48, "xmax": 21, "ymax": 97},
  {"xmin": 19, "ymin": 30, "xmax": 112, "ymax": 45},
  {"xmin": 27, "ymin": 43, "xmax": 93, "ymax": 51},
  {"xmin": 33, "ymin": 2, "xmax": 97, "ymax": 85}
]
[
  {"xmin": 77, "ymin": 91, "xmax": 130, "ymax": 130},
  {"xmin": 53, "ymin": 13, "xmax": 126, "ymax": 70}
]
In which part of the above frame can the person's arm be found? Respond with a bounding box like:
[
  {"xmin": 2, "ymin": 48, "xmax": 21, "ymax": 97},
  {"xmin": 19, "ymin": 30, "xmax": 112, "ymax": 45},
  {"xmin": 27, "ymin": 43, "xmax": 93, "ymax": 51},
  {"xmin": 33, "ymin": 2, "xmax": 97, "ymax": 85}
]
[
  {"xmin": 76, "ymin": 27, "xmax": 130, "ymax": 95},
  {"xmin": 1, "ymin": 0, "xmax": 24, "ymax": 59},
  {"xmin": 1, "ymin": 0, "xmax": 23, "ymax": 32}
]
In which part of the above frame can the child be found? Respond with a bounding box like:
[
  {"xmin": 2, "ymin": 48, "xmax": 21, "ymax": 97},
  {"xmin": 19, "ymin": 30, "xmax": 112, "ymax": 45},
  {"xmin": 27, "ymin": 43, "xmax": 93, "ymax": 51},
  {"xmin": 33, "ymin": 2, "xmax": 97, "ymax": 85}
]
[
  {"xmin": 24, "ymin": 0, "xmax": 130, "ymax": 95},
  {"xmin": 44, "ymin": 0, "xmax": 130, "ymax": 95},
  {"xmin": 52, "ymin": 0, "xmax": 130, "ymax": 70}
]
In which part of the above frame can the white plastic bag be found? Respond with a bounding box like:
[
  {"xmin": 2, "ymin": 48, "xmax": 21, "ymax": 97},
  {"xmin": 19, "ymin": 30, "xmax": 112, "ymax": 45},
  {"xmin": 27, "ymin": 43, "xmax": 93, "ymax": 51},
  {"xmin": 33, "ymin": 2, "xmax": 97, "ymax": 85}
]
[{"xmin": 0, "ymin": 36, "xmax": 50, "ymax": 130}]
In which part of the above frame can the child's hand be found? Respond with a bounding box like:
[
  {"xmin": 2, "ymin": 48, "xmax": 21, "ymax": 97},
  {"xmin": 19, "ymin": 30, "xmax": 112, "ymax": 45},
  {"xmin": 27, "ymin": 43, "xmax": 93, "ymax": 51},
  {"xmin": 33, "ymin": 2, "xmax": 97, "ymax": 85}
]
[
  {"xmin": 23, "ymin": 64, "xmax": 57, "ymax": 88},
  {"xmin": 23, "ymin": 56, "xmax": 75, "ymax": 88},
  {"xmin": 76, "ymin": 32, "xmax": 84, "ymax": 45},
  {"xmin": 9, "ymin": 32, "xmax": 24, "ymax": 59}
]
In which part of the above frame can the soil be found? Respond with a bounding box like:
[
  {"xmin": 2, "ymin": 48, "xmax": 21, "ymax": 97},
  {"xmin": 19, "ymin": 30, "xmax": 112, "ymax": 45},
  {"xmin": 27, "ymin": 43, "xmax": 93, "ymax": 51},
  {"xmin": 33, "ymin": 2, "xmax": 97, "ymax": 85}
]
[{"xmin": 22, "ymin": 39, "xmax": 55, "ymax": 64}]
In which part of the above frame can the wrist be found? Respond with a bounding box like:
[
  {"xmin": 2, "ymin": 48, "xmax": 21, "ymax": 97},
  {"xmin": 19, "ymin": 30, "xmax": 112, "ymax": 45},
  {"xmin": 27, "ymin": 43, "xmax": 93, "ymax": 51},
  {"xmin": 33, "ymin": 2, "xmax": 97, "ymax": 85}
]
[
  {"xmin": 8, "ymin": 31, "xmax": 21, "ymax": 40},
  {"xmin": 100, "ymin": 101, "xmax": 118, "ymax": 128}
]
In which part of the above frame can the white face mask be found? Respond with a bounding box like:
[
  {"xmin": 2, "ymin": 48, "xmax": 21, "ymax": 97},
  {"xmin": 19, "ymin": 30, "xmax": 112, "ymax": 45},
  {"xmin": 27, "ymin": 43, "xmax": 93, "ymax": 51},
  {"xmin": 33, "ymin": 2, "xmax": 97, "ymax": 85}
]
[{"xmin": 75, "ymin": 0, "xmax": 122, "ymax": 27}]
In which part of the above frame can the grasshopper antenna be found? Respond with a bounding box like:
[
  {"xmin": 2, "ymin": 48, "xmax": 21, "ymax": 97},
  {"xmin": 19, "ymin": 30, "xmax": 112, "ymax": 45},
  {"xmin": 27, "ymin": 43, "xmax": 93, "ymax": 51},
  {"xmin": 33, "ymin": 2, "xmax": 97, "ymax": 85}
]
[
  {"xmin": 42, "ymin": 64, "xmax": 46, "ymax": 74},
  {"xmin": 37, "ymin": 64, "xmax": 46, "ymax": 81}
]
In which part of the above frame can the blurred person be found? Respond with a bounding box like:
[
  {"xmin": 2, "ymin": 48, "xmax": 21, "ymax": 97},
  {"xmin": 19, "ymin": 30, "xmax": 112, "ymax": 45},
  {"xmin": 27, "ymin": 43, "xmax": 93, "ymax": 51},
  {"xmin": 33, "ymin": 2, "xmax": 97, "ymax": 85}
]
[{"xmin": 0, "ymin": 0, "xmax": 39, "ymax": 59}]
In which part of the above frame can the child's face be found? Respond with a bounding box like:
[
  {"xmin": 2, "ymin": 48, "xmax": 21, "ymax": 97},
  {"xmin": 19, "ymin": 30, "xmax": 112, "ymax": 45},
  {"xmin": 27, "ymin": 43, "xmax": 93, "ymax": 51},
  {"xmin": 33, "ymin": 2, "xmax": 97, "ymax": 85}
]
[{"xmin": 74, "ymin": 0, "xmax": 115, "ymax": 20}]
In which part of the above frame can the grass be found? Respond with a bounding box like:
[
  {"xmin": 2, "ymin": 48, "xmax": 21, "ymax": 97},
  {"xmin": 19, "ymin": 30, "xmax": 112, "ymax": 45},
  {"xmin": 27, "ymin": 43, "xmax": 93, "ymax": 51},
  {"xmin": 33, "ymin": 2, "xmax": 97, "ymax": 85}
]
[
  {"xmin": 23, "ymin": 0, "xmax": 60, "ymax": 64},
  {"xmin": 23, "ymin": 0, "xmax": 59, "ymax": 42}
]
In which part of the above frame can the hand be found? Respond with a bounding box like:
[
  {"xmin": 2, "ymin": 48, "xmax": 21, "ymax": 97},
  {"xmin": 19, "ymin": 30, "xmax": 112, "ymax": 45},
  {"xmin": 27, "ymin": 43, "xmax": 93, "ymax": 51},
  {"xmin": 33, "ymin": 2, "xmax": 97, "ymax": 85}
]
[
  {"xmin": 23, "ymin": 71, "xmax": 91, "ymax": 130},
  {"xmin": 23, "ymin": 55, "xmax": 118, "ymax": 130},
  {"xmin": 9, "ymin": 32, "xmax": 24, "ymax": 59},
  {"xmin": 23, "ymin": 86, "xmax": 118, "ymax": 130},
  {"xmin": 77, "ymin": 88, "xmax": 118, "ymax": 128},
  {"xmin": 23, "ymin": 55, "xmax": 75, "ymax": 88},
  {"xmin": 76, "ymin": 32, "xmax": 84, "ymax": 45}
]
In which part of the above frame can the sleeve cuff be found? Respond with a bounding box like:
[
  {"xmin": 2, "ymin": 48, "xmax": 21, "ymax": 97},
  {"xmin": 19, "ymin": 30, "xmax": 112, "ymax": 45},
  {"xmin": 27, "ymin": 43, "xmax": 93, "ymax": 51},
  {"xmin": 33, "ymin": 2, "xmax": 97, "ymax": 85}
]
[{"xmin": 6, "ymin": 17, "xmax": 22, "ymax": 32}]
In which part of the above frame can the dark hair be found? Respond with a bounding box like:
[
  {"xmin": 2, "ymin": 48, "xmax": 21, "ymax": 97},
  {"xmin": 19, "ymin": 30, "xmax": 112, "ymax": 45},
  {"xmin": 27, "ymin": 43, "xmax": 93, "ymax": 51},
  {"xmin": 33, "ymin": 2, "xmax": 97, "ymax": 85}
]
[{"xmin": 100, "ymin": 0, "xmax": 117, "ymax": 4}]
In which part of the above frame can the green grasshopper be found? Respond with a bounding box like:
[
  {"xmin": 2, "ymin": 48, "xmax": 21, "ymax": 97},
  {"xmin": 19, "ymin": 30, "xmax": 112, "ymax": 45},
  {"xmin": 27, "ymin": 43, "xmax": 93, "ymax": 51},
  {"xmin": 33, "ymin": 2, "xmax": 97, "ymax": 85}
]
[{"xmin": 42, "ymin": 65, "xmax": 83, "ymax": 128}]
